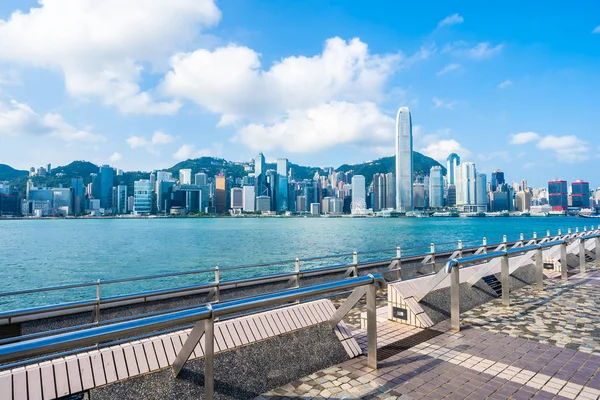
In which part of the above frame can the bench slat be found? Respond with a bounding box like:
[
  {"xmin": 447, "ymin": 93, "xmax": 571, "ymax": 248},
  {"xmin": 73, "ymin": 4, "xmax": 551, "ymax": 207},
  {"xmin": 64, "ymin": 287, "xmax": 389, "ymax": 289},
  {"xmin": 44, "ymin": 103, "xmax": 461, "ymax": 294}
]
[
  {"xmin": 100, "ymin": 349, "xmax": 118, "ymax": 383},
  {"xmin": 52, "ymin": 359, "xmax": 70, "ymax": 397},
  {"xmin": 65, "ymin": 356, "xmax": 82, "ymax": 394},
  {"xmin": 89, "ymin": 350, "xmax": 107, "ymax": 387},
  {"xmin": 77, "ymin": 354, "xmax": 95, "ymax": 391},
  {"xmin": 12, "ymin": 367, "xmax": 27, "ymax": 400},
  {"xmin": 142, "ymin": 339, "xmax": 160, "ymax": 371}
]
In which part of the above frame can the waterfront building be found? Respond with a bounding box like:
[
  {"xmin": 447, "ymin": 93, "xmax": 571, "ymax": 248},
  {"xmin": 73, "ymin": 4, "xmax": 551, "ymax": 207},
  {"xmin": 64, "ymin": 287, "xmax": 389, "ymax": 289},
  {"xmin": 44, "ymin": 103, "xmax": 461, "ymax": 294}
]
[
  {"xmin": 277, "ymin": 158, "xmax": 289, "ymax": 177},
  {"xmin": 413, "ymin": 183, "xmax": 425, "ymax": 209},
  {"xmin": 385, "ymin": 172, "xmax": 395, "ymax": 210},
  {"xmin": 71, "ymin": 177, "xmax": 84, "ymax": 215},
  {"xmin": 133, "ymin": 180, "xmax": 153, "ymax": 215},
  {"xmin": 266, "ymin": 170, "xmax": 278, "ymax": 211},
  {"xmin": 194, "ymin": 172, "xmax": 207, "ymax": 186},
  {"xmin": 310, "ymin": 202, "xmax": 320, "ymax": 215},
  {"xmin": 255, "ymin": 153, "xmax": 268, "ymax": 197},
  {"xmin": 255, "ymin": 195, "xmax": 271, "ymax": 212},
  {"xmin": 330, "ymin": 197, "xmax": 344, "ymax": 214},
  {"xmin": 446, "ymin": 184, "xmax": 456, "ymax": 207},
  {"xmin": 127, "ymin": 196, "xmax": 134, "ymax": 212},
  {"xmin": 231, "ymin": 187, "xmax": 243, "ymax": 210},
  {"xmin": 429, "ymin": 166, "xmax": 444, "ymax": 208},
  {"xmin": 90, "ymin": 173, "xmax": 101, "ymax": 200},
  {"xmin": 215, "ymin": 175, "xmax": 227, "ymax": 213},
  {"xmin": 476, "ymin": 173, "xmax": 488, "ymax": 211},
  {"xmin": 548, "ymin": 180, "xmax": 568, "ymax": 211},
  {"xmin": 156, "ymin": 171, "xmax": 173, "ymax": 184},
  {"xmin": 395, "ymin": 106, "xmax": 413, "ymax": 211},
  {"xmin": 171, "ymin": 185, "xmax": 203, "ymax": 214},
  {"xmin": 515, "ymin": 190, "xmax": 532, "ymax": 211},
  {"xmin": 52, "ymin": 188, "xmax": 73, "ymax": 216},
  {"xmin": 446, "ymin": 153, "xmax": 460, "ymax": 186},
  {"xmin": 179, "ymin": 169, "xmax": 192, "ymax": 185},
  {"xmin": 277, "ymin": 176, "xmax": 289, "ymax": 212},
  {"xmin": 456, "ymin": 162, "xmax": 477, "ymax": 210},
  {"xmin": 491, "ymin": 170, "xmax": 505, "ymax": 192},
  {"xmin": 296, "ymin": 195, "xmax": 307, "ymax": 212},
  {"xmin": 117, "ymin": 185, "xmax": 128, "ymax": 214},
  {"xmin": 157, "ymin": 180, "xmax": 176, "ymax": 213},
  {"xmin": 242, "ymin": 186, "xmax": 256, "ymax": 212},
  {"xmin": 0, "ymin": 182, "xmax": 19, "ymax": 216},
  {"xmin": 99, "ymin": 165, "xmax": 115, "ymax": 209},
  {"xmin": 351, "ymin": 175, "xmax": 366, "ymax": 213},
  {"xmin": 321, "ymin": 196, "xmax": 335, "ymax": 214},
  {"xmin": 372, "ymin": 173, "xmax": 386, "ymax": 212},
  {"xmin": 572, "ymin": 180, "xmax": 590, "ymax": 208}
]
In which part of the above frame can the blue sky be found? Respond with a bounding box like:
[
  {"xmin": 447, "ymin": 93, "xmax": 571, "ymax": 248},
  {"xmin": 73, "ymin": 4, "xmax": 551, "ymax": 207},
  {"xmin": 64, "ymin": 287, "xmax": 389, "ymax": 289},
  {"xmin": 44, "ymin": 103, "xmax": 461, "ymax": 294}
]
[{"xmin": 0, "ymin": 0, "xmax": 598, "ymax": 188}]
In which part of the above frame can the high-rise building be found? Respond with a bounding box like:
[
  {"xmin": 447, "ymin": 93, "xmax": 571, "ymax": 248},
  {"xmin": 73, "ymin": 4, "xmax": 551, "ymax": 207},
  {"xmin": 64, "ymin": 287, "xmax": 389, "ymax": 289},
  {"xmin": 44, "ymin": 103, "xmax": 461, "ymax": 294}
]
[
  {"xmin": 71, "ymin": 177, "xmax": 84, "ymax": 215},
  {"xmin": 548, "ymin": 180, "xmax": 568, "ymax": 211},
  {"xmin": 372, "ymin": 173, "xmax": 386, "ymax": 212},
  {"xmin": 194, "ymin": 172, "xmax": 208, "ymax": 186},
  {"xmin": 395, "ymin": 106, "xmax": 413, "ymax": 211},
  {"xmin": 256, "ymin": 196, "xmax": 271, "ymax": 212},
  {"xmin": 215, "ymin": 175, "xmax": 227, "ymax": 213},
  {"xmin": 571, "ymin": 180, "xmax": 590, "ymax": 208},
  {"xmin": 157, "ymin": 180, "xmax": 176, "ymax": 213},
  {"xmin": 133, "ymin": 180, "xmax": 152, "ymax": 215},
  {"xmin": 476, "ymin": 173, "xmax": 488, "ymax": 211},
  {"xmin": 255, "ymin": 153, "xmax": 268, "ymax": 197},
  {"xmin": 266, "ymin": 170, "xmax": 277, "ymax": 211},
  {"xmin": 277, "ymin": 158, "xmax": 289, "ymax": 177},
  {"xmin": 242, "ymin": 185, "xmax": 255, "ymax": 212},
  {"xmin": 117, "ymin": 185, "xmax": 128, "ymax": 214},
  {"xmin": 351, "ymin": 175, "xmax": 366, "ymax": 213},
  {"xmin": 385, "ymin": 172, "xmax": 395, "ymax": 210},
  {"xmin": 52, "ymin": 188, "xmax": 73, "ymax": 216},
  {"xmin": 277, "ymin": 176, "xmax": 289, "ymax": 212},
  {"xmin": 429, "ymin": 166, "xmax": 444, "ymax": 208},
  {"xmin": 446, "ymin": 153, "xmax": 460, "ymax": 186},
  {"xmin": 456, "ymin": 162, "xmax": 477, "ymax": 210},
  {"xmin": 230, "ymin": 187, "xmax": 243, "ymax": 210},
  {"xmin": 413, "ymin": 183, "xmax": 425, "ymax": 209},
  {"xmin": 515, "ymin": 190, "xmax": 532, "ymax": 212},
  {"xmin": 446, "ymin": 185, "xmax": 456, "ymax": 207},
  {"xmin": 179, "ymin": 169, "xmax": 192, "ymax": 185},
  {"xmin": 296, "ymin": 195, "xmax": 307, "ymax": 212},
  {"xmin": 99, "ymin": 165, "xmax": 115, "ymax": 209},
  {"xmin": 491, "ymin": 170, "xmax": 505, "ymax": 192}
]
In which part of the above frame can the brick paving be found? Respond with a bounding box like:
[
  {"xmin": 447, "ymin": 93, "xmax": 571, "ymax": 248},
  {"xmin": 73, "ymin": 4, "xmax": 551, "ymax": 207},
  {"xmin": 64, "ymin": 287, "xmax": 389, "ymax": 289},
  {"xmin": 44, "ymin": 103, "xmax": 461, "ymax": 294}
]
[{"xmin": 258, "ymin": 263, "xmax": 600, "ymax": 399}]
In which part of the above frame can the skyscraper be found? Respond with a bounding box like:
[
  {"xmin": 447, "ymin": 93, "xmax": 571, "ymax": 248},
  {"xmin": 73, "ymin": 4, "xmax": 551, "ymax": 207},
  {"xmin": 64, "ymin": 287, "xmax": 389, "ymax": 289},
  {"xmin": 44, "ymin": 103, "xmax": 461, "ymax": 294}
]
[
  {"xmin": 491, "ymin": 170, "xmax": 505, "ymax": 192},
  {"xmin": 395, "ymin": 106, "xmax": 413, "ymax": 212},
  {"xmin": 276, "ymin": 158, "xmax": 289, "ymax": 177},
  {"xmin": 215, "ymin": 175, "xmax": 227, "ymax": 213},
  {"xmin": 446, "ymin": 153, "xmax": 460, "ymax": 186},
  {"xmin": 351, "ymin": 175, "xmax": 366, "ymax": 214},
  {"xmin": 548, "ymin": 180, "xmax": 568, "ymax": 211},
  {"xmin": 71, "ymin": 177, "xmax": 84, "ymax": 215},
  {"xmin": 255, "ymin": 153, "xmax": 268, "ymax": 196},
  {"xmin": 475, "ymin": 173, "xmax": 488, "ymax": 211},
  {"xmin": 372, "ymin": 173, "xmax": 386, "ymax": 212},
  {"xmin": 99, "ymin": 165, "xmax": 115, "ymax": 209},
  {"xmin": 385, "ymin": 172, "xmax": 395, "ymax": 210},
  {"xmin": 456, "ymin": 162, "xmax": 477, "ymax": 209},
  {"xmin": 571, "ymin": 180, "xmax": 590, "ymax": 208},
  {"xmin": 429, "ymin": 166, "xmax": 444, "ymax": 208},
  {"xmin": 179, "ymin": 169, "xmax": 192, "ymax": 185},
  {"xmin": 133, "ymin": 180, "xmax": 152, "ymax": 215}
]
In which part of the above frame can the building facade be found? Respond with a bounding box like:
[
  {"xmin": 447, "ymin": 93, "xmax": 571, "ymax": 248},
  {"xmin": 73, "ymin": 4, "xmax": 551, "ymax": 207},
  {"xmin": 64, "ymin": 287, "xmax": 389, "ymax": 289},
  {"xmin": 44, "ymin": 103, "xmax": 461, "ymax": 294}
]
[{"xmin": 395, "ymin": 106, "xmax": 413, "ymax": 212}]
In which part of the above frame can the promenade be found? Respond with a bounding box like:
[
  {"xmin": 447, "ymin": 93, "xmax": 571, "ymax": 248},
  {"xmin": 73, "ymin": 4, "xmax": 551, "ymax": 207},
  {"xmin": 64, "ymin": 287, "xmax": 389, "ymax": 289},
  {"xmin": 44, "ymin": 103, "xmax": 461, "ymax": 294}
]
[{"xmin": 259, "ymin": 265, "xmax": 600, "ymax": 399}]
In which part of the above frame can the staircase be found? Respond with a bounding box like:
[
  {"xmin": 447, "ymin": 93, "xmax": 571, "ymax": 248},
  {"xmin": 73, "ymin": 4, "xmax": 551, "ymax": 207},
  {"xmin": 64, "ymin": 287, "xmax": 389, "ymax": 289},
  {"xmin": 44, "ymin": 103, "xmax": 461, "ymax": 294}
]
[{"xmin": 482, "ymin": 275, "xmax": 502, "ymax": 297}]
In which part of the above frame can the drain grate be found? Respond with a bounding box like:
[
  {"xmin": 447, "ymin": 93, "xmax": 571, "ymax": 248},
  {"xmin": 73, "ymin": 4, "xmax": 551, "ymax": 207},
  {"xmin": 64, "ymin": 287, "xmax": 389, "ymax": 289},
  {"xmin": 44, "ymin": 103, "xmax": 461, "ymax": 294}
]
[{"xmin": 377, "ymin": 329, "xmax": 444, "ymax": 361}]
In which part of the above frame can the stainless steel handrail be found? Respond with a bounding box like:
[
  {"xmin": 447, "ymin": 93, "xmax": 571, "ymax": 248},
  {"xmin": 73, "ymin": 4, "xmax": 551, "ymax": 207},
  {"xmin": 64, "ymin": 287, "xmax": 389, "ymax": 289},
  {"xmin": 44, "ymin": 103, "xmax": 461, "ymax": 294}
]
[{"xmin": 0, "ymin": 274, "xmax": 385, "ymax": 400}]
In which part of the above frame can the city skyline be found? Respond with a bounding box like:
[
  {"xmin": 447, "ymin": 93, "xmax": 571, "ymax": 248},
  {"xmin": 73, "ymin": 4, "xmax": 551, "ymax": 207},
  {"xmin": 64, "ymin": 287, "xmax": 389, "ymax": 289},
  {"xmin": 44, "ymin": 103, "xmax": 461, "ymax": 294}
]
[{"xmin": 0, "ymin": 1, "xmax": 598, "ymax": 186}]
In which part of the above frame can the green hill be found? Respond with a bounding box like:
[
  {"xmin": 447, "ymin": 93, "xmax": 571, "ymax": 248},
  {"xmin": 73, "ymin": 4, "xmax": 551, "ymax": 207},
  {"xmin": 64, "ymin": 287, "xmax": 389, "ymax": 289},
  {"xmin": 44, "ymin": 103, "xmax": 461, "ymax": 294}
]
[{"xmin": 0, "ymin": 164, "xmax": 28, "ymax": 181}]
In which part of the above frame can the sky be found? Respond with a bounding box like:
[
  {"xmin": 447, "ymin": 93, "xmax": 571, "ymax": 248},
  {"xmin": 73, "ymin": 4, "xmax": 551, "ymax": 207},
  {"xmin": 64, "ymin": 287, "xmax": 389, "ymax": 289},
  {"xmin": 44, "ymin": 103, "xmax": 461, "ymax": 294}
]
[{"xmin": 0, "ymin": 0, "xmax": 598, "ymax": 188}]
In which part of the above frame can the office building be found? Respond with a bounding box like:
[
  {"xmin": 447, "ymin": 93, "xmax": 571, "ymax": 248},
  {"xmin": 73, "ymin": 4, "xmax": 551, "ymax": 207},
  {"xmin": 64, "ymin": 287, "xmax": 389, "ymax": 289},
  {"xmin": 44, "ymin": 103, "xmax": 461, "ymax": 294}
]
[
  {"xmin": 256, "ymin": 196, "xmax": 271, "ymax": 212},
  {"xmin": 71, "ymin": 177, "xmax": 84, "ymax": 215},
  {"xmin": 429, "ymin": 166, "xmax": 444, "ymax": 208},
  {"xmin": 194, "ymin": 172, "xmax": 208, "ymax": 186},
  {"xmin": 395, "ymin": 106, "xmax": 413, "ymax": 211},
  {"xmin": 0, "ymin": 182, "xmax": 19, "ymax": 215},
  {"xmin": 491, "ymin": 170, "xmax": 505, "ymax": 192},
  {"xmin": 446, "ymin": 153, "xmax": 460, "ymax": 186},
  {"xmin": 351, "ymin": 175, "xmax": 366, "ymax": 213},
  {"xmin": 330, "ymin": 197, "xmax": 344, "ymax": 214},
  {"xmin": 99, "ymin": 165, "xmax": 115, "ymax": 209},
  {"xmin": 277, "ymin": 158, "xmax": 289, "ymax": 177},
  {"xmin": 310, "ymin": 203, "xmax": 320, "ymax": 215},
  {"xmin": 385, "ymin": 172, "xmax": 395, "ymax": 210},
  {"xmin": 456, "ymin": 162, "xmax": 477, "ymax": 211},
  {"xmin": 372, "ymin": 173, "xmax": 386, "ymax": 212},
  {"xmin": 296, "ymin": 195, "xmax": 307, "ymax": 212},
  {"xmin": 117, "ymin": 185, "xmax": 128, "ymax": 214},
  {"xmin": 413, "ymin": 183, "xmax": 425, "ymax": 209},
  {"xmin": 179, "ymin": 169, "xmax": 192, "ymax": 185},
  {"xmin": 515, "ymin": 190, "xmax": 532, "ymax": 212},
  {"xmin": 133, "ymin": 180, "xmax": 153, "ymax": 215},
  {"xmin": 215, "ymin": 175, "xmax": 227, "ymax": 213},
  {"xmin": 476, "ymin": 173, "xmax": 488, "ymax": 211},
  {"xmin": 548, "ymin": 180, "xmax": 568, "ymax": 211},
  {"xmin": 255, "ymin": 153, "xmax": 268, "ymax": 197},
  {"xmin": 242, "ymin": 186, "xmax": 255, "ymax": 212},
  {"xmin": 157, "ymin": 180, "xmax": 176, "ymax": 213},
  {"xmin": 231, "ymin": 187, "xmax": 243, "ymax": 210},
  {"xmin": 277, "ymin": 176, "xmax": 289, "ymax": 212},
  {"xmin": 571, "ymin": 180, "xmax": 590, "ymax": 208}
]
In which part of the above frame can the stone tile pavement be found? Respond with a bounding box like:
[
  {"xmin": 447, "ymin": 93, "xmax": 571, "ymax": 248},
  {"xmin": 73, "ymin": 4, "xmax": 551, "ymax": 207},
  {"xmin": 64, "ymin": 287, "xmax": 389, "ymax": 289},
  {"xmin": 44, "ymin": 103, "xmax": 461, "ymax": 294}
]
[{"xmin": 257, "ymin": 264, "xmax": 600, "ymax": 399}]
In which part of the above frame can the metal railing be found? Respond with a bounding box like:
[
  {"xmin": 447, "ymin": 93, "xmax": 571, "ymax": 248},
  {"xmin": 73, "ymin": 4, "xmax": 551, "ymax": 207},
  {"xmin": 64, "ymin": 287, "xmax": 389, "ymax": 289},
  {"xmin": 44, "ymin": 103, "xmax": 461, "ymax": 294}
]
[
  {"xmin": 0, "ymin": 274, "xmax": 385, "ymax": 400},
  {"xmin": 0, "ymin": 227, "xmax": 596, "ymax": 340},
  {"xmin": 443, "ymin": 233, "xmax": 600, "ymax": 332}
]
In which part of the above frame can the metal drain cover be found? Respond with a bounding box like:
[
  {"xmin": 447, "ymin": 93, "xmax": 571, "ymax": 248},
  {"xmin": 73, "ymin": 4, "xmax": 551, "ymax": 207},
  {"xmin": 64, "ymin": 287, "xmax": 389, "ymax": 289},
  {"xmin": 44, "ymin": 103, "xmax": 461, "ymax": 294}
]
[{"xmin": 377, "ymin": 329, "xmax": 444, "ymax": 361}]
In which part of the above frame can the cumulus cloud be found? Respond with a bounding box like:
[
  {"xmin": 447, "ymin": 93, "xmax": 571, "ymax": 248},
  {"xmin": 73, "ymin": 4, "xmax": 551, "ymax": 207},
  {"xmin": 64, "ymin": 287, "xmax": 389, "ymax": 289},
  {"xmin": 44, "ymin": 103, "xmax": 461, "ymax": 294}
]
[
  {"xmin": 420, "ymin": 139, "xmax": 471, "ymax": 162},
  {"xmin": 0, "ymin": 0, "xmax": 221, "ymax": 114},
  {"xmin": 173, "ymin": 142, "xmax": 223, "ymax": 160},
  {"xmin": 433, "ymin": 97, "xmax": 457, "ymax": 110},
  {"xmin": 127, "ymin": 130, "xmax": 175, "ymax": 154},
  {"xmin": 498, "ymin": 79, "xmax": 513, "ymax": 89},
  {"xmin": 437, "ymin": 63, "xmax": 461, "ymax": 76},
  {"xmin": 233, "ymin": 101, "xmax": 394, "ymax": 153},
  {"xmin": 162, "ymin": 37, "xmax": 403, "ymax": 125},
  {"xmin": 536, "ymin": 135, "xmax": 588, "ymax": 163},
  {"xmin": 0, "ymin": 99, "xmax": 105, "ymax": 142},
  {"xmin": 109, "ymin": 152, "xmax": 122, "ymax": 163},
  {"xmin": 510, "ymin": 132, "xmax": 540, "ymax": 145},
  {"xmin": 438, "ymin": 14, "xmax": 464, "ymax": 28}
]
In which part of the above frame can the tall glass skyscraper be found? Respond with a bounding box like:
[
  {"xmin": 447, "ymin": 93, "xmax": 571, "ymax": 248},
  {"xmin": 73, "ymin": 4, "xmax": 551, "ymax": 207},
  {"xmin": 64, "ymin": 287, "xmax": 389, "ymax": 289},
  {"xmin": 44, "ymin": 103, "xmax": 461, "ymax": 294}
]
[
  {"xmin": 255, "ymin": 153, "xmax": 268, "ymax": 196},
  {"xmin": 446, "ymin": 153, "xmax": 460, "ymax": 186},
  {"xmin": 395, "ymin": 106, "xmax": 413, "ymax": 212},
  {"xmin": 99, "ymin": 165, "xmax": 115, "ymax": 209},
  {"xmin": 429, "ymin": 166, "xmax": 444, "ymax": 208}
]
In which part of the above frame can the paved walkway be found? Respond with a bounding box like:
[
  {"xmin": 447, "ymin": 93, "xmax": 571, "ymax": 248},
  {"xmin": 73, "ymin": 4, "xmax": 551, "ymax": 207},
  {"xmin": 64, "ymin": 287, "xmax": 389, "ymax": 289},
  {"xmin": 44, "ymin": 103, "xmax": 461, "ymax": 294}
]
[{"xmin": 258, "ymin": 264, "xmax": 600, "ymax": 399}]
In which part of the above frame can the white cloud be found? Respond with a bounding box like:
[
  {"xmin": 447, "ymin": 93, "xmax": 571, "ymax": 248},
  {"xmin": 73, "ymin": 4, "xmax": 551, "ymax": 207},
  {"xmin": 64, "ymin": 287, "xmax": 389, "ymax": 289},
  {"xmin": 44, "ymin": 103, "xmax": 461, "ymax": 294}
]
[
  {"xmin": 467, "ymin": 42, "xmax": 504, "ymax": 59},
  {"xmin": 0, "ymin": 99, "xmax": 105, "ymax": 142},
  {"xmin": 127, "ymin": 130, "xmax": 175, "ymax": 154},
  {"xmin": 593, "ymin": 26, "xmax": 600, "ymax": 34},
  {"xmin": 109, "ymin": 152, "xmax": 122, "ymax": 163},
  {"xmin": 420, "ymin": 139, "xmax": 471, "ymax": 162},
  {"xmin": 536, "ymin": 135, "xmax": 588, "ymax": 163},
  {"xmin": 233, "ymin": 101, "xmax": 394, "ymax": 153},
  {"xmin": 0, "ymin": 0, "xmax": 221, "ymax": 114},
  {"xmin": 437, "ymin": 63, "xmax": 461, "ymax": 76},
  {"xmin": 433, "ymin": 97, "xmax": 457, "ymax": 110},
  {"xmin": 498, "ymin": 79, "xmax": 513, "ymax": 89},
  {"xmin": 510, "ymin": 131, "xmax": 540, "ymax": 145},
  {"xmin": 173, "ymin": 142, "xmax": 223, "ymax": 160},
  {"xmin": 438, "ymin": 14, "xmax": 464, "ymax": 28},
  {"xmin": 162, "ymin": 37, "xmax": 403, "ymax": 124}
]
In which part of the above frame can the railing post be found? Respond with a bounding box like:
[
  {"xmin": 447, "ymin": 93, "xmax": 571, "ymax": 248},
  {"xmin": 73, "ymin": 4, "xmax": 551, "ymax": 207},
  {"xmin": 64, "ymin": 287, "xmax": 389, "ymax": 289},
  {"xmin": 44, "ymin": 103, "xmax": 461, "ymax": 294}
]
[
  {"xmin": 396, "ymin": 247, "xmax": 402, "ymax": 280},
  {"xmin": 533, "ymin": 232, "xmax": 537, "ymax": 241},
  {"xmin": 558, "ymin": 229, "xmax": 562, "ymax": 236},
  {"xmin": 205, "ymin": 317, "xmax": 215, "ymax": 400},
  {"xmin": 536, "ymin": 247, "xmax": 544, "ymax": 291},
  {"xmin": 95, "ymin": 279, "xmax": 101, "ymax": 324},
  {"xmin": 584, "ymin": 226, "xmax": 588, "ymax": 232},
  {"xmin": 353, "ymin": 252, "xmax": 359, "ymax": 277},
  {"xmin": 519, "ymin": 233, "xmax": 524, "ymax": 246},
  {"xmin": 580, "ymin": 239, "xmax": 586, "ymax": 273},
  {"xmin": 430, "ymin": 243, "xmax": 436, "ymax": 271},
  {"xmin": 568, "ymin": 228, "xmax": 572, "ymax": 235},
  {"xmin": 214, "ymin": 267, "xmax": 220, "ymax": 303},
  {"xmin": 482, "ymin": 237, "xmax": 487, "ymax": 254},
  {"xmin": 295, "ymin": 258, "xmax": 301, "ymax": 288},
  {"xmin": 450, "ymin": 263, "xmax": 460, "ymax": 331},
  {"xmin": 561, "ymin": 241, "xmax": 568, "ymax": 281},
  {"xmin": 501, "ymin": 253, "xmax": 510, "ymax": 307},
  {"xmin": 458, "ymin": 240, "xmax": 463, "ymax": 258},
  {"xmin": 576, "ymin": 227, "xmax": 579, "ymax": 233},
  {"xmin": 366, "ymin": 281, "xmax": 377, "ymax": 369},
  {"xmin": 596, "ymin": 237, "xmax": 600, "ymax": 266},
  {"xmin": 502, "ymin": 235, "xmax": 507, "ymax": 251}
]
